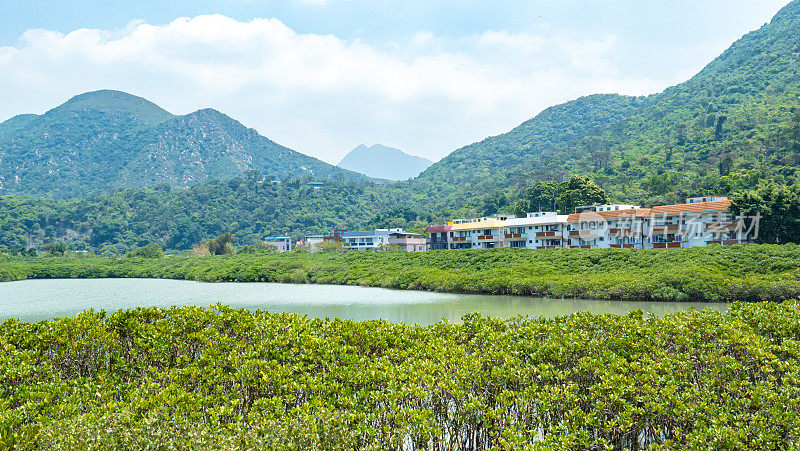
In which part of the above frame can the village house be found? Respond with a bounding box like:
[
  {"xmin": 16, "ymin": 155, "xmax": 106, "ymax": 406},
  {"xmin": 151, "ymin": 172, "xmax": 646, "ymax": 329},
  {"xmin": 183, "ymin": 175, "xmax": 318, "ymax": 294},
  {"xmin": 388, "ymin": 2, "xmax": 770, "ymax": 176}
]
[{"xmin": 263, "ymin": 236, "xmax": 293, "ymax": 252}]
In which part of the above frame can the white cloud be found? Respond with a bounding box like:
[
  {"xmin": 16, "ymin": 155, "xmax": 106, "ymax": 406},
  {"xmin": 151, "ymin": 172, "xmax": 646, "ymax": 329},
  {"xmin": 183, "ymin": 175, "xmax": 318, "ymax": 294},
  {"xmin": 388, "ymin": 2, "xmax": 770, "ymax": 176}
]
[{"xmin": 0, "ymin": 15, "xmax": 675, "ymax": 164}]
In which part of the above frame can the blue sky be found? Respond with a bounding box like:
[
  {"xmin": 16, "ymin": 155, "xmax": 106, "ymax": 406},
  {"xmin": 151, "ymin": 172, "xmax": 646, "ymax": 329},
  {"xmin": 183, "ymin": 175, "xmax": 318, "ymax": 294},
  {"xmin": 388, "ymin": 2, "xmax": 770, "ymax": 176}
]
[{"xmin": 0, "ymin": 0, "xmax": 792, "ymax": 163}]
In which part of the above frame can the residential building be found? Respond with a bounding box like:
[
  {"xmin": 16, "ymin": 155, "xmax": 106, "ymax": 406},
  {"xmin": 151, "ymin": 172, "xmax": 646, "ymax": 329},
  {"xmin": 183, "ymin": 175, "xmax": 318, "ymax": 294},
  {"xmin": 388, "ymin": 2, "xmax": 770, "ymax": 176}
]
[
  {"xmin": 450, "ymin": 214, "xmax": 515, "ymax": 249},
  {"xmin": 647, "ymin": 198, "xmax": 742, "ymax": 248},
  {"xmin": 501, "ymin": 212, "xmax": 569, "ymax": 249},
  {"xmin": 425, "ymin": 224, "xmax": 452, "ymax": 250},
  {"xmin": 566, "ymin": 208, "xmax": 652, "ymax": 249},
  {"xmin": 263, "ymin": 236, "xmax": 293, "ymax": 252},
  {"xmin": 574, "ymin": 204, "xmax": 641, "ymax": 213},
  {"xmin": 563, "ymin": 196, "xmax": 748, "ymax": 249},
  {"xmin": 341, "ymin": 229, "xmax": 400, "ymax": 250},
  {"xmin": 301, "ymin": 235, "xmax": 325, "ymax": 250},
  {"xmin": 389, "ymin": 231, "xmax": 428, "ymax": 252}
]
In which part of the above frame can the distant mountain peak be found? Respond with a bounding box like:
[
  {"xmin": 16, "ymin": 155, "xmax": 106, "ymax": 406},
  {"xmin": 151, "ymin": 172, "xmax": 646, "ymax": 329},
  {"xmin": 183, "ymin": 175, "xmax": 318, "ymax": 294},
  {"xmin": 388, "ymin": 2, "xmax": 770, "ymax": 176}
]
[{"xmin": 338, "ymin": 143, "xmax": 433, "ymax": 181}]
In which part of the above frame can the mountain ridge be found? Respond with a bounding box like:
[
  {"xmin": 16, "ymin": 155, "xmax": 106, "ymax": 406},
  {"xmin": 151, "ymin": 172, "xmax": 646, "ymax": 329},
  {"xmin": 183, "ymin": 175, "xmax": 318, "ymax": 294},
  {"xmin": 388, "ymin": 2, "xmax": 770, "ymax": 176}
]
[
  {"xmin": 409, "ymin": 0, "xmax": 800, "ymax": 208},
  {"xmin": 0, "ymin": 90, "xmax": 368, "ymax": 197}
]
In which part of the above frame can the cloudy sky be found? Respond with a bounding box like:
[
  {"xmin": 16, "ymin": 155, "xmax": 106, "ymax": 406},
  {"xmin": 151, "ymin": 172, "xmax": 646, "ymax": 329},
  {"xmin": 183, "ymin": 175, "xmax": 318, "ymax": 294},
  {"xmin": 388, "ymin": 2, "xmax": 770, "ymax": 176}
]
[{"xmin": 0, "ymin": 1, "xmax": 792, "ymax": 164}]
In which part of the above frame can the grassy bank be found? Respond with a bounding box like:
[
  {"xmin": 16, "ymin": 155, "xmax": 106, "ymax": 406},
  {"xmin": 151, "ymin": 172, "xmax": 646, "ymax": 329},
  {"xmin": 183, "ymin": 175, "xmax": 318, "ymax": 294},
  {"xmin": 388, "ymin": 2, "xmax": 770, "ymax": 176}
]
[
  {"xmin": 2, "ymin": 302, "xmax": 800, "ymax": 449},
  {"xmin": 1, "ymin": 244, "xmax": 800, "ymax": 302}
]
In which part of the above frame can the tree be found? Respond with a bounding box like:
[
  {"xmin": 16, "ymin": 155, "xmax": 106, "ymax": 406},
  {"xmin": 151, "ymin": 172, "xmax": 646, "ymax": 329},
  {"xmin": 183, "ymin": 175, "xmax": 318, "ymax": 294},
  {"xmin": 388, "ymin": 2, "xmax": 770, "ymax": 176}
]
[
  {"xmin": 522, "ymin": 181, "xmax": 559, "ymax": 213},
  {"xmin": 313, "ymin": 240, "xmax": 344, "ymax": 253},
  {"xmin": 730, "ymin": 182, "xmax": 800, "ymax": 244},
  {"xmin": 207, "ymin": 233, "xmax": 236, "ymax": 255},
  {"xmin": 127, "ymin": 243, "xmax": 164, "ymax": 258},
  {"xmin": 557, "ymin": 176, "xmax": 610, "ymax": 214},
  {"xmin": 718, "ymin": 154, "xmax": 734, "ymax": 176},
  {"xmin": 479, "ymin": 192, "xmax": 510, "ymax": 216},
  {"xmin": 43, "ymin": 241, "xmax": 68, "ymax": 256}
]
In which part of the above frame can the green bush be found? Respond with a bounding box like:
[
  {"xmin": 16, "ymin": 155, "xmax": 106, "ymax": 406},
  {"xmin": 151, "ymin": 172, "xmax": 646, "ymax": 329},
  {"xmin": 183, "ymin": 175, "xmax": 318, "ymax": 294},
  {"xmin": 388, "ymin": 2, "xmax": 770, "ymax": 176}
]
[{"xmin": 2, "ymin": 302, "xmax": 800, "ymax": 449}]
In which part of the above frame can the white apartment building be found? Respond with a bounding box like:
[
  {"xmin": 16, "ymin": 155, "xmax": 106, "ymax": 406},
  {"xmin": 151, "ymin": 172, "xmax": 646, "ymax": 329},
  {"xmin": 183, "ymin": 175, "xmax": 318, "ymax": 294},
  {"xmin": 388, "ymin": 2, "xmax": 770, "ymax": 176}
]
[
  {"xmin": 341, "ymin": 229, "xmax": 401, "ymax": 250},
  {"xmin": 450, "ymin": 214, "xmax": 515, "ymax": 249},
  {"xmin": 648, "ymin": 198, "xmax": 745, "ymax": 248},
  {"xmin": 501, "ymin": 212, "xmax": 569, "ymax": 249},
  {"xmin": 565, "ymin": 197, "xmax": 749, "ymax": 249},
  {"xmin": 566, "ymin": 208, "xmax": 651, "ymax": 249}
]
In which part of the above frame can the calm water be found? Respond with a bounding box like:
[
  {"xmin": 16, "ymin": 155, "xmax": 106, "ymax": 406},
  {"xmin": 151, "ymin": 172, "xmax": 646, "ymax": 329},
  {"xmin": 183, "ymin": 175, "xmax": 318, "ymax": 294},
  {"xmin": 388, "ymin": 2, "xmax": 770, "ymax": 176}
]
[{"xmin": 0, "ymin": 278, "xmax": 729, "ymax": 324}]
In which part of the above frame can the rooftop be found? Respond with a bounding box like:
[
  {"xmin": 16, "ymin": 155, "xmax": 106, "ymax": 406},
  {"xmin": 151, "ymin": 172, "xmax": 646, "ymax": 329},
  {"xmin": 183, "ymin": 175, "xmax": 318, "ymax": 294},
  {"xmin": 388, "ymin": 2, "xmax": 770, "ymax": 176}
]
[
  {"xmin": 567, "ymin": 208, "xmax": 652, "ymax": 222},
  {"xmin": 650, "ymin": 199, "xmax": 733, "ymax": 215}
]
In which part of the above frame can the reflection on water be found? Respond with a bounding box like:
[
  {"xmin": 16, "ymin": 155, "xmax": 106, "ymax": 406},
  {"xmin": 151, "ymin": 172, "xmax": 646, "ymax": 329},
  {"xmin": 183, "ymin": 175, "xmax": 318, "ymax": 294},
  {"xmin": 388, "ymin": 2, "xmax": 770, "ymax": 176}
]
[{"xmin": 0, "ymin": 278, "xmax": 729, "ymax": 325}]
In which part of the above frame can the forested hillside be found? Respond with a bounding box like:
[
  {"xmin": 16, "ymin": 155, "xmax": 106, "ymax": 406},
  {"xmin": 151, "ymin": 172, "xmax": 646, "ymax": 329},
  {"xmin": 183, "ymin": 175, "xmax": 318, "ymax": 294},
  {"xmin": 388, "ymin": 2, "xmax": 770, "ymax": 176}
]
[
  {"xmin": 411, "ymin": 0, "xmax": 800, "ymax": 208},
  {"xmin": 0, "ymin": 90, "xmax": 368, "ymax": 198},
  {"xmin": 2, "ymin": 2, "xmax": 800, "ymax": 251},
  {"xmin": 0, "ymin": 174, "xmax": 438, "ymax": 254}
]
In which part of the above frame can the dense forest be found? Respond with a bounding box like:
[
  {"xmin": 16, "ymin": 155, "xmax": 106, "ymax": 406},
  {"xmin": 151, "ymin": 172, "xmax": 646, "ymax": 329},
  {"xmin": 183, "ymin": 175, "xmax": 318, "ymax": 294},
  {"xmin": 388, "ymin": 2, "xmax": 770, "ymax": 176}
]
[
  {"xmin": 0, "ymin": 175, "xmax": 435, "ymax": 254},
  {"xmin": 3, "ymin": 301, "xmax": 800, "ymax": 449}
]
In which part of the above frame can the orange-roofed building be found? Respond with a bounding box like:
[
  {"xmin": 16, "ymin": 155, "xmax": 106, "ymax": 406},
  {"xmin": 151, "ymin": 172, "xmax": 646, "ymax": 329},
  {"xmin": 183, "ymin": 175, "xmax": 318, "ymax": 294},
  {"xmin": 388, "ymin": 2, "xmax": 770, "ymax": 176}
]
[
  {"xmin": 648, "ymin": 197, "xmax": 742, "ymax": 248},
  {"xmin": 566, "ymin": 207, "xmax": 652, "ymax": 249}
]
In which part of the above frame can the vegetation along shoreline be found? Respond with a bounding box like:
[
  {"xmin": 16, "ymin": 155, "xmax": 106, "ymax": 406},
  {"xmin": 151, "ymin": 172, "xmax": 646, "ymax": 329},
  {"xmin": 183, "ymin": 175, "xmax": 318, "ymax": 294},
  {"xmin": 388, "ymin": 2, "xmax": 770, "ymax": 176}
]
[{"xmin": 1, "ymin": 244, "xmax": 798, "ymax": 303}]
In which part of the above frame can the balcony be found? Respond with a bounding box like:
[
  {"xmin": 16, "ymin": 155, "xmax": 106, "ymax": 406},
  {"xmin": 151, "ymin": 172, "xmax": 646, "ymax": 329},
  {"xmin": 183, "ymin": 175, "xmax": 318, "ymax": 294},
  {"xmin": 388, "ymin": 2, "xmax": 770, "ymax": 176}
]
[
  {"xmin": 452, "ymin": 237, "xmax": 466, "ymax": 242},
  {"xmin": 705, "ymin": 221, "xmax": 738, "ymax": 232},
  {"xmin": 568, "ymin": 230, "xmax": 598, "ymax": 239},
  {"xmin": 569, "ymin": 245, "xmax": 591, "ymax": 249},
  {"xmin": 478, "ymin": 235, "xmax": 497, "ymax": 241},
  {"xmin": 651, "ymin": 224, "xmax": 681, "ymax": 234},
  {"xmin": 609, "ymin": 228, "xmax": 641, "ymax": 236},
  {"xmin": 536, "ymin": 231, "xmax": 557, "ymax": 238},
  {"xmin": 504, "ymin": 233, "xmax": 523, "ymax": 239},
  {"xmin": 653, "ymin": 242, "xmax": 683, "ymax": 249},
  {"xmin": 610, "ymin": 244, "xmax": 636, "ymax": 249},
  {"xmin": 707, "ymin": 239, "xmax": 741, "ymax": 246}
]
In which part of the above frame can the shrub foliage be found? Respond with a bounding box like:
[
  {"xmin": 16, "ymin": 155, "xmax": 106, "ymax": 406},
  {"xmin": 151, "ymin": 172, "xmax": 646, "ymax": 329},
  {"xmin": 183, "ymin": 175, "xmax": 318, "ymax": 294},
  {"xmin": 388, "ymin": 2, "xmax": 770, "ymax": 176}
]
[
  {"xmin": 2, "ymin": 302, "xmax": 800, "ymax": 449},
  {"xmin": 1, "ymin": 244, "xmax": 800, "ymax": 302}
]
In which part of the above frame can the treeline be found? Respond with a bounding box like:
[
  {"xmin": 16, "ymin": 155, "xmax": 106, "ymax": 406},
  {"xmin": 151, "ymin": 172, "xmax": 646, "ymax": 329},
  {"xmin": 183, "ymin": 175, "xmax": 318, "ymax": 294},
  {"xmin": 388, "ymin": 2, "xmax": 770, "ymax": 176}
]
[
  {"xmin": 3, "ymin": 301, "xmax": 800, "ymax": 449},
  {"xmin": 0, "ymin": 174, "xmax": 442, "ymax": 255},
  {"xmin": 2, "ymin": 245, "xmax": 799, "ymax": 302}
]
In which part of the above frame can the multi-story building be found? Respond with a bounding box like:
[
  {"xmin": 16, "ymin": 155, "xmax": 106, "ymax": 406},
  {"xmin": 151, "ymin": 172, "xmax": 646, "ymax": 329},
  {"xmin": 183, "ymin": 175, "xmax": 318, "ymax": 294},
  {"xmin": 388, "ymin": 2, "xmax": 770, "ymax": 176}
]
[
  {"xmin": 425, "ymin": 224, "xmax": 452, "ymax": 250},
  {"xmin": 566, "ymin": 208, "xmax": 652, "ymax": 249},
  {"xmin": 501, "ymin": 212, "xmax": 569, "ymax": 249},
  {"xmin": 389, "ymin": 231, "xmax": 428, "ymax": 252},
  {"xmin": 574, "ymin": 204, "xmax": 641, "ymax": 213},
  {"xmin": 563, "ymin": 197, "xmax": 748, "ymax": 249},
  {"xmin": 301, "ymin": 235, "xmax": 325, "ymax": 250},
  {"xmin": 450, "ymin": 214, "xmax": 515, "ymax": 249},
  {"xmin": 648, "ymin": 198, "xmax": 742, "ymax": 248},
  {"xmin": 341, "ymin": 229, "xmax": 397, "ymax": 250},
  {"xmin": 263, "ymin": 236, "xmax": 293, "ymax": 252}
]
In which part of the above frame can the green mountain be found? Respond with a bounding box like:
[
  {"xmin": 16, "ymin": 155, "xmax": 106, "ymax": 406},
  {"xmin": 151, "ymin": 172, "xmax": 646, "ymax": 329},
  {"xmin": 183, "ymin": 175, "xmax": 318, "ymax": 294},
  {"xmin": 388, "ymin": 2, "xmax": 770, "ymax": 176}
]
[
  {"xmin": 3, "ymin": 1, "xmax": 800, "ymax": 252},
  {"xmin": 410, "ymin": 0, "xmax": 800, "ymax": 208},
  {"xmin": 338, "ymin": 144, "xmax": 433, "ymax": 181},
  {"xmin": 0, "ymin": 90, "xmax": 367, "ymax": 198}
]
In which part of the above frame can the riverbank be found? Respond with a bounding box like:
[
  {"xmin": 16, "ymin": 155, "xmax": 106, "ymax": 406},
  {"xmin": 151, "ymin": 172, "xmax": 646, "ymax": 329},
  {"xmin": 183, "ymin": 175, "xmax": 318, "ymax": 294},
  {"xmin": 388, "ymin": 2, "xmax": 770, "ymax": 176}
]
[
  {"xmin": 3, "ymin": 301, "xmax": 799, "ymax": 449},
  {"xmin": 1, "ymin": 244, "xmax": 799, "ymax": 302}
]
